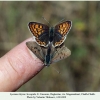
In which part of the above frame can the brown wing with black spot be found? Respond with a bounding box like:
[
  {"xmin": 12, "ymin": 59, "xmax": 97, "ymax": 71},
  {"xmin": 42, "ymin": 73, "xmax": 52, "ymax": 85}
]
[
  {"xmin": 26, "ymin": 41, "xmax": 44, "ymax": 62},
  {"xmin": 51, "ymin": 44, "xmax": 71, "ymax": 63}
]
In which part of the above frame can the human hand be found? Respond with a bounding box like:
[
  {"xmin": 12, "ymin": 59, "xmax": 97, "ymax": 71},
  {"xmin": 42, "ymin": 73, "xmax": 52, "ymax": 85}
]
[{"xmin": 0, "ymin": 38, "xmax": 44, "ymax": 92}]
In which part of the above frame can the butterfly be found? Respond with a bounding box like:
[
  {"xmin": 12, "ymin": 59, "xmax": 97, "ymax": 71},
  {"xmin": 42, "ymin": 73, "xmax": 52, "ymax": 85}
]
[
  {"xmin": 26, "ymin": 41, "xmax": 71, "ymax": 66},
  {"xmin": 28, "ymin": 21, "xmax": 72, "ymax": 47}
]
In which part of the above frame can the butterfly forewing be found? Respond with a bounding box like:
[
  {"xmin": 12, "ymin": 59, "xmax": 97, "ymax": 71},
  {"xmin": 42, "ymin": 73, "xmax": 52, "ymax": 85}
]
[
  {"xmin": 53, "ymin": 21, "xmax": 72, "ymax": 47},
  {"xmin": 55, "ymin": 21, "xmax": 72, "ymax": 37},
  {"xmin": 28, "ymin": 22, "xmax": 49, "ymax": 47}
]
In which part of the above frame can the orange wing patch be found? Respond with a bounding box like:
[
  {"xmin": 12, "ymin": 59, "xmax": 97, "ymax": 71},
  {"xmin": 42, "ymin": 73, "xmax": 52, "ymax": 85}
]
[
  {"xmin": 54, "ymin": 37, "xmax": 65, "ymax": 47},
  {"xmin": 29, "ymin": 23, "xmax": 44, "ymax": 38},
  {"xmin": 36, "ymin": 38, "xmax": 46, "ymax": 46},
  {"xmin": 58, "ymin": 22, "xmax": 71, "ymax": 36}
]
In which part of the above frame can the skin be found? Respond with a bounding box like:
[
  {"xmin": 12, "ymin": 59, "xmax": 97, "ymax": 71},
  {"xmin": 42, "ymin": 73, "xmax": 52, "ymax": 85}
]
[{"xmin": 0, "ymin": 38, "xmax": 44, "ymax": 92}]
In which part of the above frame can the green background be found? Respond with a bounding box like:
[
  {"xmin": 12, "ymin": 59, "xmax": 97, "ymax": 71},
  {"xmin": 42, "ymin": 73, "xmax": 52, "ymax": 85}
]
[{"xmin": 0, "ymin": 1, "xmax": 100, "ymax": 92}]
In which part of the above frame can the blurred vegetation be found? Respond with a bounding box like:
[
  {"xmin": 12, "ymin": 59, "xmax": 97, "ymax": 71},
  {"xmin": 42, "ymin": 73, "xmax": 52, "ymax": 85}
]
[{"xmin": 0, "ymin": 1, "xmax": 100, "ymax": 92}]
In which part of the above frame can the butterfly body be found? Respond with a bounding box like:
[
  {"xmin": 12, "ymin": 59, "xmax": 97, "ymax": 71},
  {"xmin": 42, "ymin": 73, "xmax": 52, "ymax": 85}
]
[
  {"xmin": 49, "ymin": 27, "xmax": 54, "ymax": 42},
  {"xmin": 45, "ymin": 46, "xmax": 51, "ymax": 66},
  {"xmin": 28, "ymin": 21, "xmax": 72, "ymax": 47}
]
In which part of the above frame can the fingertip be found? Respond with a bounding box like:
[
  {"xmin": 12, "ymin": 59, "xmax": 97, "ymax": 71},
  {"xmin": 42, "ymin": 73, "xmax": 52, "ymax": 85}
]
[{"xmin": 0, "ymin": 38, "xmax": 44, "ymax": 91}]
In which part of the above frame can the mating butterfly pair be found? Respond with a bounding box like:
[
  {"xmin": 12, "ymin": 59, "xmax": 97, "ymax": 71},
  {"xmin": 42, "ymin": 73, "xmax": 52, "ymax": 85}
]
[
  {"xmin": 26, "ymin": 20, "xmax": 72, "ymax": 66},
  {"xmin": 26, "ymin": 41, "xmax": 71, "ymax": 66}
]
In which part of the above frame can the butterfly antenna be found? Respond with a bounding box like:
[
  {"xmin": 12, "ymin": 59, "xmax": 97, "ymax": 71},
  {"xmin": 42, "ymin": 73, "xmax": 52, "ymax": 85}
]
[
  {"xmin": 54, "ymin": 18, "xmax": 65, "ymax": 26},
  {"xmin": 42, "ymin": 16, "xmax": 50, "ymax": 25}
]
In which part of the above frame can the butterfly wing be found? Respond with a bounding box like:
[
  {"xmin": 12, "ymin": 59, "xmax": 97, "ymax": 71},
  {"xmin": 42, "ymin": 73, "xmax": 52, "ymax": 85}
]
[
  {"xmin": 28, "ymin": 22, "xmax": 49, "ymax": 47},
  {"xmin": 26, "ymin": 41, "xmax": 45, "ymax": 62},
  {"xmin": 53, "ymin": 21, "xmax": 72, "ymax": 47},
  {"xmin": 51, "ymin": 45, "xmax": 71, "ymax": 63}
]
